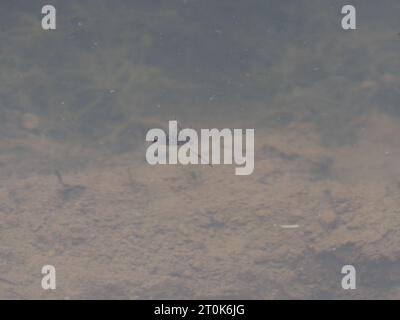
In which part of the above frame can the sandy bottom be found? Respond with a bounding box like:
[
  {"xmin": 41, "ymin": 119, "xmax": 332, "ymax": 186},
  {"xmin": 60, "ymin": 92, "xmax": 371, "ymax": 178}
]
[{"xmin": 0, "ymin": 112, "xmax": 399, "ymax": 299}]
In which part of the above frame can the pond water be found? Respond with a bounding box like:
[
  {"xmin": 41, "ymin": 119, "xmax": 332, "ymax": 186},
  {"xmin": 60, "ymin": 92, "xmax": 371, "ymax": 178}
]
[{"xmin": 0, "ymin": 0, "xmax": 399, "ymax": 299}]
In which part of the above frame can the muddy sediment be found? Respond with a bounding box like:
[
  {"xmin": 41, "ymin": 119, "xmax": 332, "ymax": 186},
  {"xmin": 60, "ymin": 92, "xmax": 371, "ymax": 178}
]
[{"xmin": 0, "ymin": 112, "xmax": 399, "ymax": 299}]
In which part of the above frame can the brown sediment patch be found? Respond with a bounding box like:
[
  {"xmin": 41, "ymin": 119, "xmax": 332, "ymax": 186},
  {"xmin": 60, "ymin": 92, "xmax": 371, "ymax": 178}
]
[{"xmin": 0, "ymin": 113, "xmax": 399, "ymax": 299}]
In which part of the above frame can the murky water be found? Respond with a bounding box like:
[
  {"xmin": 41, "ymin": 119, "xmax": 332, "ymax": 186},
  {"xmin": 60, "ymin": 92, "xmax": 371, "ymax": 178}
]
[{"xmin": 0, "ymin": 0, "xmax": 399, "ymax": 299}]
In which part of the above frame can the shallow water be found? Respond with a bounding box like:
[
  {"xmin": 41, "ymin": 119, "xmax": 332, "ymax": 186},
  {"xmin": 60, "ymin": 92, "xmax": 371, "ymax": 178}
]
[{"xmin": 0, "ymin": 0, "xmax": 399, "ymax": 299}]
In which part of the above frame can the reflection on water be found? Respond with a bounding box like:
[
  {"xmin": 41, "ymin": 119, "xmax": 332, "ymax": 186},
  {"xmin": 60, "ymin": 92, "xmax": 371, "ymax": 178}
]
[{"xmin": 0, "ymin": 0, "xmax": 399, "ymax": 299}]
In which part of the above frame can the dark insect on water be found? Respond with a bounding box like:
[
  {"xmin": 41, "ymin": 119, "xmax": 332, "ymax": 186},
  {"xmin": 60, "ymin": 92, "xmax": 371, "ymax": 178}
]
[
  {"xmin": 151, "ymin": 135, "xmax": 212, "ymax": 166},
  {"xmin": 152, "ymin": 135, "xmax": 190, "ymax": 146},
  {"xmin": 150, "ymin": 120, "xmax": 213, "ymax": 167}
]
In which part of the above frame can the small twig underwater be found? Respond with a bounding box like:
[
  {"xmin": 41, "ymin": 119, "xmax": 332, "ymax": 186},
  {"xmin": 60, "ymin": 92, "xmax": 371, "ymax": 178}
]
[
  {"xmin": 54, "ymin": 170, "xmax": 86, "ymax": 200},
  {"xmin": 55, "ymin": 169, "xmax": 67, "ymax": 187}
]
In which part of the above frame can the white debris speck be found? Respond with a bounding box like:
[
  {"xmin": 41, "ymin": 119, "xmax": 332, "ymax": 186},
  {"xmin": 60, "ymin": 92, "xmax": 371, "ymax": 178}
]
[{"xmin": 279, "ymin": 224, "xmax": 300, "ymax": 229}]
